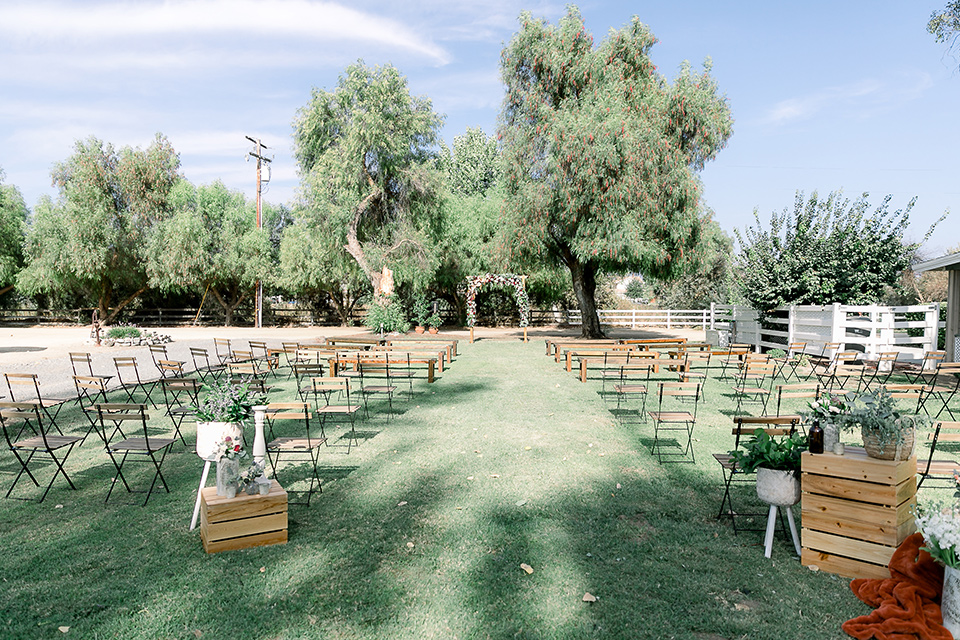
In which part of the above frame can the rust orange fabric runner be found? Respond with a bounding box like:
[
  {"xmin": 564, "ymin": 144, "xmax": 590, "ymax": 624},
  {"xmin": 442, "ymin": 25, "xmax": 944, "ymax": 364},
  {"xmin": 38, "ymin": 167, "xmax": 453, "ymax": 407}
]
[{"xmin": 842, "ymin": 532, "xmax": 950, "ymax": 640}]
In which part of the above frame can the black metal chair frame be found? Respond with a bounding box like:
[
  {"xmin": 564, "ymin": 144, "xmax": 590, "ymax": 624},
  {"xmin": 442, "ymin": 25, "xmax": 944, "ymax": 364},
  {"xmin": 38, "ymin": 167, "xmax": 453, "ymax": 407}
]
[
  {"xmin": 0, "ymin": 402, "xmax": 82, "ymax": 502},
  {"xmin": 265, "ymin": 402, "xmax": 325, "ymax": 505},
  {"xmin": 98, "ymin": 403, "xmax": 174, "ymax": 506},
  {"xmin": 714, "ymin": 415, "xmax": 799, "ymax": 535}
]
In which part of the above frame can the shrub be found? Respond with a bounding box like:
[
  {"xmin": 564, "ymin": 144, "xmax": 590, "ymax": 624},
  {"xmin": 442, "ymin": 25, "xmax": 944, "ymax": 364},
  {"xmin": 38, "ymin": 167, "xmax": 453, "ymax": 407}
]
[
  {"xmin": 107, "ymin": 325, "xmax": 141, "ymax": 339},
  {"xmin": 365, "ymin": 298, "xmax": 410, "ymax": 333}
]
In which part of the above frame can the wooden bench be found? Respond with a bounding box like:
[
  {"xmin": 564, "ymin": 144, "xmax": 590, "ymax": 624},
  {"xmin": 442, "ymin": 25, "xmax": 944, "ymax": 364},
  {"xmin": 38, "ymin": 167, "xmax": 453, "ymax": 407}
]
[
  {"xmin": 333, "ymin": 352, "xmax": 439, "ymax": 383},
  {"xmin": 388, "ymin": 337, "xmax": 459, "ymax": 359},
  {"xmin": 545, "ymin": 338, "xmax": 622, "ymax": 359},
  {"xmin": 575, "ymin": 350, "xmax": 662, "ymax": 382}
]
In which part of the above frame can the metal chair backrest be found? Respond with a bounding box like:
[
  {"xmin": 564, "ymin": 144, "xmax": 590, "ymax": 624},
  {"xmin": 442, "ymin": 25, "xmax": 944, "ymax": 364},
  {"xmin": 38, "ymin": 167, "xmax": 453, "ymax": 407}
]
[
  {"xmin": 69, "ymin": 352, "xmax": 96, "ymax": 377},
  {"xmin": 0, "ymin": 401, "xmax": 45, "ymax": 446}
]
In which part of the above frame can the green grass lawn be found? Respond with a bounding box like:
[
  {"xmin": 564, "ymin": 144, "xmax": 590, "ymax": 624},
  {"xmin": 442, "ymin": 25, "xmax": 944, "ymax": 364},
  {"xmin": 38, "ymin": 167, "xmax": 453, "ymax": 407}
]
[{"xmin": 0, "ymin": 340, "xmax": 952, "ymax": 639}]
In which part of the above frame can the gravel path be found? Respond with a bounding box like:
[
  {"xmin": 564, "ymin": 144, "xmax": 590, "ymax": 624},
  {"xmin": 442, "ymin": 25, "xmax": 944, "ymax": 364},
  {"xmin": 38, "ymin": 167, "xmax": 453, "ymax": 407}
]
[{"xmin": 0, "ymin": 324, "xmax": 704, "ymax": 401}]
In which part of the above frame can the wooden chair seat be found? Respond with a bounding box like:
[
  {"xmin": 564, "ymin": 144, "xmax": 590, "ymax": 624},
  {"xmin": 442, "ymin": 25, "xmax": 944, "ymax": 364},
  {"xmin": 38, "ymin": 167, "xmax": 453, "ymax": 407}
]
[
  {"xmin": 268, "ymin": 436, "xmax": 326, "ymax": 451},
  {"xmin": 648, "ymin": 411, "xmax": 695, "ymax": 423},
  {"xmin": 108, "ymin": 436, "xmax": 176, "ymax": 453},
  {"xmin": 315, "ymin": 405, "xmax": 361, "ymax": 415},
  {"xmin": 613, "ymin": 384, "xmax": 646, "ymax": 394},
  {"xmin": 363, "ymin": 385, "xmax": 397, "ymax": 394},
  {"xmin": 14, "ymin": 434, "xmax": 81, "ymax": 450}
]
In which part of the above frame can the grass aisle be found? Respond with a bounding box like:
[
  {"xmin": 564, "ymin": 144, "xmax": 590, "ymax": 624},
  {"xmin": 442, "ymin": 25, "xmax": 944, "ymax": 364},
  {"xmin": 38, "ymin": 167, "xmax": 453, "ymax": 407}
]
[{"xmin": 0, "ymin": 339, "xmax": 868, "ymax": 639}]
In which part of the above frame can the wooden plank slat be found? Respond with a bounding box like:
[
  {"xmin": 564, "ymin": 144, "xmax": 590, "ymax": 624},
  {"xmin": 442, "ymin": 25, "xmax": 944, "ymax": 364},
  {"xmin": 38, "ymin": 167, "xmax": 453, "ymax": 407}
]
[
  {"xmin": 800, "ymin": 548, "xmax": 891, "ymax": 581},
  {"xmin": 202, "ymin": 529, "xmax": 288, "ymax": 554},
  {"xmin": 801, "ymin": 493, "xmax": 916, "ymax": 546},
  {"xmin": 801, "ymin": 450, "xmax": 916, "ymax": 485},
  {"xmin": 802, "ymin": 529, "xmax": 898, "ymax": 567},
  {"xmin": 801, "ymin": 472, "xmax": 916, "ymax": 507}
]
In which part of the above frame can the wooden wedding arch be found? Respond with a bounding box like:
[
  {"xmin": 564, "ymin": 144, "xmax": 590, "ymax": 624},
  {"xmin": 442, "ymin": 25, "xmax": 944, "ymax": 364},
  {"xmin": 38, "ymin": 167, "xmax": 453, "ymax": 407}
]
[{"xmin": 462, "ymin": 274, "xmax": 531, "ymax": 343}]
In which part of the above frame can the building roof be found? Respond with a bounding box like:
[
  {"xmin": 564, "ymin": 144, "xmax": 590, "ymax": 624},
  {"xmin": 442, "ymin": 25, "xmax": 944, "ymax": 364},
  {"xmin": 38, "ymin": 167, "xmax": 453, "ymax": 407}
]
[{"xmin": 913, "ymin": 251, "xmax": 960, "ymax": 273}]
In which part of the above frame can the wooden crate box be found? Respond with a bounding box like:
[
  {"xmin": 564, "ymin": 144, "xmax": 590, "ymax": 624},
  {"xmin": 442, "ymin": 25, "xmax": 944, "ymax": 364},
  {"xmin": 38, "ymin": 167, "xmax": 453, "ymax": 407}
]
[
  {"xmin": 200, "ymin": 480, "xmax": 288, "ymax": 553},
  {"xmin": 801, "ymin": 448, "xmax": 916, "ymax": 580}
]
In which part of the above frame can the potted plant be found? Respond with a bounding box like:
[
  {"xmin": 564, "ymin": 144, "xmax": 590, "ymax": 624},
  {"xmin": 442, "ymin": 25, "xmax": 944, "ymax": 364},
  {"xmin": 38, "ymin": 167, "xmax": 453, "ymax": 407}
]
[
  {"xmin": 729, "ymin": 429, "xmax": 808, "ymax": 506},
  {"xmin": 425, "ymin": 312, "xmax": 442, "ymax": 334},
  {"xmin": 840, "ymin": 387, "xmax": 929, "ymax": 460},
  {"xmin": 194, "ymin": 378, "xmax": 262, "ymax": 463},
  {"xmin": 411, "ymin": 295, "xmax": 430, "ymax": 334}
]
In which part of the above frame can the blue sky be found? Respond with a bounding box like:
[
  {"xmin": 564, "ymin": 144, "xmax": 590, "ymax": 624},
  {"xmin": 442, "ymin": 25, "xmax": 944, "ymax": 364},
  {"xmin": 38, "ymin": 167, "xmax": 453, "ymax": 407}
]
[{"xmin": 1, "ymin": 0, "xmax": 958, "ymax": 256}]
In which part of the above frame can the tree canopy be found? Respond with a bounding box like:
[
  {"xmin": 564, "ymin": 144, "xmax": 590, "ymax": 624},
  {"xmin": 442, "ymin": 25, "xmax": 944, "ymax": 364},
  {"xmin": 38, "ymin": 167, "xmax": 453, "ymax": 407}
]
[
  {"xmin": 929, "ymin": 1, "xmax": 960, "ymax": 67},
  {"xmin": 497, "ymin": 7, "xmax": 733, "ymax": 337},
  {"xmin": 146, "ymin": 180, "xmax": 272, "ymax": 325},
  {"xmin": 17, "ymin": 134, "xmax": 181, "ymax": 323},
  {"xmin": 733, "ymin": 190, "xmax": 943, "ymax": 316},
  {"xmin": 0, "ymin": 170, "xmax": 27, "ymax": 297},
  {"xmin": 651, "ymin": 209, "xmax": 733, "ymax": 308},
  {"xmin": 293, "ymin": 61, "xmax": 445, "ymax": 300}
]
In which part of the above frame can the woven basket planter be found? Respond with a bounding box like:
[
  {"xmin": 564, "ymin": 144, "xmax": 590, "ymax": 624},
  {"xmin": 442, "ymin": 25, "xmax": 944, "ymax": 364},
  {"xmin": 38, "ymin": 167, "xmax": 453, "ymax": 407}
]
[{"xmin": 861, "ymin": 426, "xmax": 915, "ymax": 461}]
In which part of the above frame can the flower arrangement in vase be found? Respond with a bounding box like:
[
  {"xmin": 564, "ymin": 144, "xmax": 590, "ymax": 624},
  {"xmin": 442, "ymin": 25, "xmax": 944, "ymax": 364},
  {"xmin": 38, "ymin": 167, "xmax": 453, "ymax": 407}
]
[
  {"xmin": 804, "ymin": 392, "xmax": 854, "ymax": 450},
  {"xmin": 915, "ymin": 477, "xmax": 960, "ymax": 636},
  {"xmin": 213, "ymin": 435, "xmax": 247, "ymax": 498}
]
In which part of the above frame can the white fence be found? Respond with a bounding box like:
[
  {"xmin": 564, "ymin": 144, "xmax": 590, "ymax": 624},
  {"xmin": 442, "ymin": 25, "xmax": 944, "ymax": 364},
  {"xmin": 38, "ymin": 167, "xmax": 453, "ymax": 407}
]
[
  {"xmin": 567, "ymin": 306, "xmax": 731, "ymax": 330},
  {"xmin": 570, "ymin": 302, "xmax": 944, "ymax": 363}
]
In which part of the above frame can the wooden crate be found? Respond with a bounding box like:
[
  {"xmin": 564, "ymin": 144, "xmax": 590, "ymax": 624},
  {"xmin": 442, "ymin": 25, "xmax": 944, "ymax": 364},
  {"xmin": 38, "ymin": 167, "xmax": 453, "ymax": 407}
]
[
  {"xmin": 200, "ymin": 480, "xmax": 288, "ymax": 553},
  {"xmin": 801, "ymin": 447, "xmax": 916, "ymax": 580}
]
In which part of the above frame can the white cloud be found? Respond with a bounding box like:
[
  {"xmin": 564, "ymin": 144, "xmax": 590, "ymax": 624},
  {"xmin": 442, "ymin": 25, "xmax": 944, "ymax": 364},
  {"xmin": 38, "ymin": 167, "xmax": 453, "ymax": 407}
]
[
  {"xmin": 0, "ymin": 0, "xmax": 451, "ymax": 66},
  {"xmin": 763, "ymin": 72, "xmax": 934, "ymax": 126}
]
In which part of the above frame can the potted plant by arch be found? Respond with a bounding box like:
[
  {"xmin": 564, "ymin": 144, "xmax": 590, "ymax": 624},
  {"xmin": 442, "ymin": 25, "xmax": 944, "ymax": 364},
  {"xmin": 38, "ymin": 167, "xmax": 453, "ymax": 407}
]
[
  {"xmin": 729, "ymin": 429, "xmax": 808, "ymax": 507},
  {"xmin": 425, "ymin": 312, "xmax": 442, "ymax": 334},
  {"xmin": 840, "ymin": 388, "xmax": 929, "ymax": 460},
  {"xmin": 411, "ymin": 295, "xmax": 429, "ymax": 334}
]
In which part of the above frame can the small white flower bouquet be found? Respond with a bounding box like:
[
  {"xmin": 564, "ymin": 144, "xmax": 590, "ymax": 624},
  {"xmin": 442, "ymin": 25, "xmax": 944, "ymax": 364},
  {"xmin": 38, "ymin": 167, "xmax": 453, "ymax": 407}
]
[{"xmin": 916, "ymin": 500, "xmax": 960, "ymax": 568}]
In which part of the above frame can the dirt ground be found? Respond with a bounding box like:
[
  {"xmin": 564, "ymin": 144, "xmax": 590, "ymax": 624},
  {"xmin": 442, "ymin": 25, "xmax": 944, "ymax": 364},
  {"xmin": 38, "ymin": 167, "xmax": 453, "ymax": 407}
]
[{"xmin": 0, "ymin": 323, "xmax": 706, "ymax": 399}]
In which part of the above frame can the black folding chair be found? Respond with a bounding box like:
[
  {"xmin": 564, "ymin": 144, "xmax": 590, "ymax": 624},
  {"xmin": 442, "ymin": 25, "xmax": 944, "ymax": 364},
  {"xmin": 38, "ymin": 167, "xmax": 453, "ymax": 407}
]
[
  {"xmin": 3, "ymin": 373, "xmax": 68, "ymax": 435},
  {"xmin": 291, "ymin": 363, "xmax": 325, "ymax": 403},
  {"xmin": 73, "ymin": 375, "xmax": 110, "ymax": 445},
  {"xmin": 917, "ymin": 420, "xmax": 960, "ymax": 489},
  {"xmin": 922, "ymin": 363, "xmax": 960, "ymax": 420},
  {"xmin": 149, "ymin": 344, "xmax": 185, "ymax": 380},
  {"xmin": 0, "ymin": 402, "xmax": 82, "ymax": 502},
  {"xmin": 159, "ymin": 377, "xmax": 201, "ymax": 446},
  {"xmin": 213, "ymin": 338, "xmax": 233, "ymax": 366},
  {"xmin": 69, "ymin": 352, "xmax": 113, "ymax": 405},
  {"xmin": 189, "ymin": 347, "xmax": 225, "ymax": 382},
  {"xmin": 648, "ymin": 381, "xmax": 701, "ymax": 463},
  {"xmin": 265, "ymin": 402, "xmax": 325, "ymax": 505},
  {"xmin": 714, "ymin": 416, "xmax": 799, "ymax": 535},
  {"xmin": 98, "ymin": 403, "xmax": 174, "ymax": 506},
  {"xmin": 312, "ymin": 377, "xmax": 362, "ymax": 453},
  {"xmin": 113, "ymin": 357, "xmax": 158, "ymax": 408}
]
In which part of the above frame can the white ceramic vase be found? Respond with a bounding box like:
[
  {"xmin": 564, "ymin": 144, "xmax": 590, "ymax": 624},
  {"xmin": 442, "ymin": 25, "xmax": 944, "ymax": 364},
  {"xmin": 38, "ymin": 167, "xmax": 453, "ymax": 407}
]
[
  {"xmin": 943, "ymin": 565, "xmax": 960, "ymax": 637},
  {"xmin": 196, "ymin": 421, "xmax": 243, "ymax": 461}
]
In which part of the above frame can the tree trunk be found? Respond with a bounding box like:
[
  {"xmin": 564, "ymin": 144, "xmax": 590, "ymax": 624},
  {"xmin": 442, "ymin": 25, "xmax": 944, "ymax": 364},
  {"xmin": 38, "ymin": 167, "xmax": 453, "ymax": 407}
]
[
  {"xmin": 344, "ymin": 185, "xmax": 385, "ymax": 297},
  {"xmin": 100, "ymin": 286, "xmax": 147, "ymax": 325},
  {"xmin": 210, "ymin": 287, "xmax": 250, "ymax": 327},
  {"xmin": 326, "ymin": 287, "xmax": 354, "ymax": 327},
  {"xmin": 568, "ymin": 258, "xmax": 604, "ymax": 339}
]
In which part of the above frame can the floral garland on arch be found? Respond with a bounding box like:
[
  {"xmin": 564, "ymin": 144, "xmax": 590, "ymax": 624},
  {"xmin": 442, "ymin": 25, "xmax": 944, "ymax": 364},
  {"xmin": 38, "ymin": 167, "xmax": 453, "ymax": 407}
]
[{"xmin": 461, "ymin": 274, "xmax": 531, "ymax": 328}]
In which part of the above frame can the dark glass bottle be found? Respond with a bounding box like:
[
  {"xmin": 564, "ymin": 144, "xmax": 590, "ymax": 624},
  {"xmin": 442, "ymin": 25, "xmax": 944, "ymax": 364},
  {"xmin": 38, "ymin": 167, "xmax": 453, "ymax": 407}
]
[{"xmin": 808, "ymin": 420, "xmax": 824, "ymax": 454}]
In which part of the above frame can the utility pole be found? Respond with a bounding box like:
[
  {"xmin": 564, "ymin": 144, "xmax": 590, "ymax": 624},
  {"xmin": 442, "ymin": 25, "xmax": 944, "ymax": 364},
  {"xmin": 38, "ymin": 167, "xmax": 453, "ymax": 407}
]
[{"xmin": 246, "ymin": 136, "xmax": 271, "ymax": 328}]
